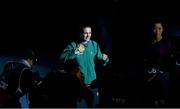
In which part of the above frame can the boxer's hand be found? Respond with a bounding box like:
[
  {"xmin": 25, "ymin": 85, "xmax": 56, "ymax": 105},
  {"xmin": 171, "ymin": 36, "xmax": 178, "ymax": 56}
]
[
  {"xmin": 75, "ymin": 43, "xmax": 85, "ymax": 54},
  {"xmin": 102, "ymin": 53, "xmax": 108, "ymax": 61}
]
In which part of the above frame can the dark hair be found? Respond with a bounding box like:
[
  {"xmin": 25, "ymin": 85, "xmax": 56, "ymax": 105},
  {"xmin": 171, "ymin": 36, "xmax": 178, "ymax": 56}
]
[
  {"xmin": 151, "ymin": 18, "xmax": 166, "ymax": 29},
  {"xmin": 23, "ymin": 50, "xmax": 38, "ymax": 65}
]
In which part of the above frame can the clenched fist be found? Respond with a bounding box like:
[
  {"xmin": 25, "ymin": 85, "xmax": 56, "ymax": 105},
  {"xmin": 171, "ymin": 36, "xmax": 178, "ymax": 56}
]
[
  {"xmin": 75, "ymin": 43, "xmax": 85, "ymax": 54},
  {"xmin": 102, "ymin": 53, "xmax": 108, "ymax": 61}
]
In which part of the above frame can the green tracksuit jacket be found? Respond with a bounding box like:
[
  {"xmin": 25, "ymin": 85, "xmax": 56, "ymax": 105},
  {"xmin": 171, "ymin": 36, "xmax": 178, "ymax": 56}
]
[{"xmin": 60, "ymin": 40, "xmax": 109, "ymax": 85}]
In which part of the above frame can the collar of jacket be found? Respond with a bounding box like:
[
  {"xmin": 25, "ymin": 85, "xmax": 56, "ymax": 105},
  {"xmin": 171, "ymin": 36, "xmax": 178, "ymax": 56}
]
[{"xmin": 19, "ymin": 59, "xmax": 31, "ymax": 68}]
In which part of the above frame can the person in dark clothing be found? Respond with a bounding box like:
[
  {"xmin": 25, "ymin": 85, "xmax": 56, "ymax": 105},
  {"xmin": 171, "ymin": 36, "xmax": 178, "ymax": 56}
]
[
  {"xmin": 28, "ymin": 71, "xmax": 45, "ymax": 108},
  {"xmin": 143, "ymin": 20, "xmax": 172, "ymax": 107},
  {"xmin": 0, "ymin": 50, "xmax": 38, "ymax": 108},
  {"xmin": 43, "ymin": 59, "xmax": 82, "ymax": 108}
]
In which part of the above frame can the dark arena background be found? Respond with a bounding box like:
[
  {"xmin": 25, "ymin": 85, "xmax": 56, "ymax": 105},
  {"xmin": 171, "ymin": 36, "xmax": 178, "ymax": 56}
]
[{"xmin": 0, "ymin": 1, "xmax": 180, "ymax": 108}]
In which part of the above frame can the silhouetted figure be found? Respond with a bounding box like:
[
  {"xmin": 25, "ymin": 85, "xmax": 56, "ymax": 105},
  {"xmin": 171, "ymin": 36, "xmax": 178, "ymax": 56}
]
[
  {"xmin": 0, "ymin": 50, "xmax": 38, "ymax": 108},
  {"xmin": 43, "ymin": 59, "xmax": 82, "ymax": 108},
  {"xmin": 29, "ymin": 71, "xmax": 45, "ymax": 108}
]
